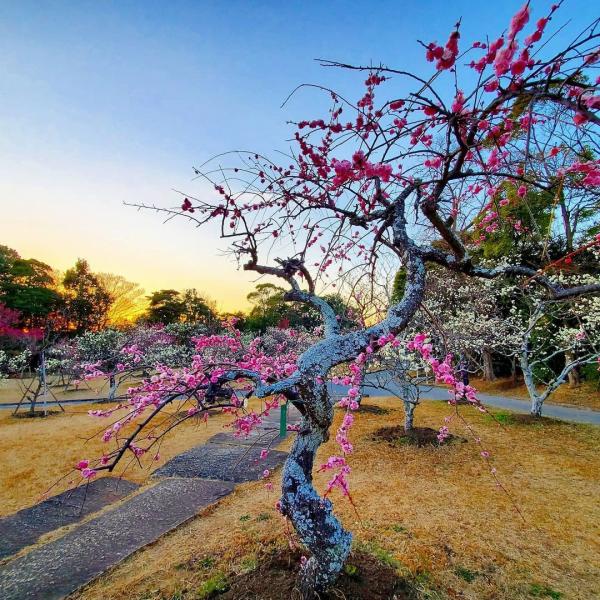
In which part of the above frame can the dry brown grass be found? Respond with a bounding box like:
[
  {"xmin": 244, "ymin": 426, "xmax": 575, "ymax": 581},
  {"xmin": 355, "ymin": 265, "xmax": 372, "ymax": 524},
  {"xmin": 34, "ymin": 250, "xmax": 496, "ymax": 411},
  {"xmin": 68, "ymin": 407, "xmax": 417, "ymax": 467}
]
[
  {"xmin": 0, "ymin": 377, "xmax": 142, "ymax": 405},
  {"xmin": 0, "ymin": 400, "xmax": 233, "ymax": 517},
  {"xmin": 56, "ymin": 398, "xmax": 600, "ymax": 600},
  {"xmin": 472, "ymin": 377, "xmax": 600, "ymax": 411}
]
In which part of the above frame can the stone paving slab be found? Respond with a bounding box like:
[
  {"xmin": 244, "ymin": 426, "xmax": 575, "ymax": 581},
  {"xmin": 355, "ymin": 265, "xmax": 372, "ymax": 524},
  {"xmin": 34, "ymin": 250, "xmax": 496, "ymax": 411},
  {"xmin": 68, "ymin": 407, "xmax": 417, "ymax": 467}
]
[
  {"xmin": 207, "ymin": 430, "xmax": 287, "ymax": 447},
  {"xmin": 0, "ymin": 477, "xmax": 139, "ymax": 561},
  {"xmin": 0, "ymin": 478, "xmax": 234, "ymax": 600},
  {"xmin": 152, "ymin": 443, "xmax": 288, "ymax": 482}
]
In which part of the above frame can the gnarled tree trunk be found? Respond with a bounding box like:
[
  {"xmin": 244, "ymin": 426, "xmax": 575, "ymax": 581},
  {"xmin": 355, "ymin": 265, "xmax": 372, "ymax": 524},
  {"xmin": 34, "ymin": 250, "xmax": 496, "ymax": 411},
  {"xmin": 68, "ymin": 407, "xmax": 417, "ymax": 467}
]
[
  {"xmin": 280, "ymin": 380, "xmax": 352, "ymax": 597},
  {"xmin": 403, "ymin": 400, "xmax": 416, "ymax": 431},
  {"xmin": 521, "ymin": 340, "xmax": 543, "ymax": 416},
  {"xmin": 270, "ymin": 221, "xmax": 426, "ymax": 596},
  {"xmin": 565, "ymin": 352, "xmax": 580, "ymax": 387},
  {"xmin": 510, "ymin": 356, "xmax": 519, "ymax": 386},
  {"xmin": 108, "ymin": 374, "xmax": 118, "ymax": 401},
  {"xmin": 530, "ymin": 392, "xmax": 544, "ymax": 417}
]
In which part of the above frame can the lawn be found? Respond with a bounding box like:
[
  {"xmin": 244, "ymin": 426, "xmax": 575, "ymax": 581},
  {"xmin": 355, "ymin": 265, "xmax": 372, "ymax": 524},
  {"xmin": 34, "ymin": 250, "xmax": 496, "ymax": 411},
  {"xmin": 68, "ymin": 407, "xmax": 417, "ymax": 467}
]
[
  {"xmin": 0, "ymin": 376, "xmax": 142, "ymax": 406},
  {"xmin": 0, "ymin": 399, "xmax": 233, "ymax": 517},
  {"xmin": 48, "ymin": 398, "xmax": 598, "ymax": 600},
  {"xmin": 470, "ymin": 377, "xmax": 600, "ymax": 411}
]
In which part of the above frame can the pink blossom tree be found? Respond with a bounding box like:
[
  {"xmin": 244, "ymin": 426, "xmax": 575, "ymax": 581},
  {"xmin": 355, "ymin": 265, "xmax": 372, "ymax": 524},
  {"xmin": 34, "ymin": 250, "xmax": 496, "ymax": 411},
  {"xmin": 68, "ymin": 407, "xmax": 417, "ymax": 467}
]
[
  {"xmin": 0, "ymin": 303, "xmax": 43, "ymax": 344},
  {"xmin": 0, "ymin": 303, "xmax": 59, "ymax": 415},
  {"xmin": 100, "ymin": 4, "xmax": 600, "ymax": 596}
]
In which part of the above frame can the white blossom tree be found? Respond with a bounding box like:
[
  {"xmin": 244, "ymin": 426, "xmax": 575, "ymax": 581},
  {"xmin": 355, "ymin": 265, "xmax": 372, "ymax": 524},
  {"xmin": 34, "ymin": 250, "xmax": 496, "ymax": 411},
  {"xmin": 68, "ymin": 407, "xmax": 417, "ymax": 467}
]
[{"xmin": 516, "ymin": 273, "xmax": 600, "ymax": 416}]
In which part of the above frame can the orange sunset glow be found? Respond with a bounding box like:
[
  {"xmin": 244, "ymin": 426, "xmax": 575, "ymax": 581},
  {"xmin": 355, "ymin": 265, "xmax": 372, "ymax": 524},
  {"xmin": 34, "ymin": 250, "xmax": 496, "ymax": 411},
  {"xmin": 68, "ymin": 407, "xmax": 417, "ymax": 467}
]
[
  {"xmin": 1, "ymin": 172, "xmax": 255, "ymax": 313},
  {"xmin": 1, "ymin": 3, "xmax": 599, "ymax": 600}
]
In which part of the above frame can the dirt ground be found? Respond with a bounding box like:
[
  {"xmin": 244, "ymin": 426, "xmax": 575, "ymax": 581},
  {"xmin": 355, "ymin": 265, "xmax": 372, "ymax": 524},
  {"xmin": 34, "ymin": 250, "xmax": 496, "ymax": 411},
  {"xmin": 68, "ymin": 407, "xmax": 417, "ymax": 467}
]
[{"xmin": 43, "ymin": 398, "xmax": 600, "ymax": 600}]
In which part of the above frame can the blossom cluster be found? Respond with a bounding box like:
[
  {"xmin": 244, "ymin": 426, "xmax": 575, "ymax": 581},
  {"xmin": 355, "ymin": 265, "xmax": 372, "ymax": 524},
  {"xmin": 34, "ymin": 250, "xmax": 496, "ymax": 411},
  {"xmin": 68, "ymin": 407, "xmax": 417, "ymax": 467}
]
[
  {"xmin": 321, "ymin": 333, "xmax": 400, "ymax": 498},
  {"xmin": 76, "ymin": 325, "xmax": 316, "ymax": 480},
  {"xmin": 172, "ymin": 2, "xmax": 599, "ymax": 296}
]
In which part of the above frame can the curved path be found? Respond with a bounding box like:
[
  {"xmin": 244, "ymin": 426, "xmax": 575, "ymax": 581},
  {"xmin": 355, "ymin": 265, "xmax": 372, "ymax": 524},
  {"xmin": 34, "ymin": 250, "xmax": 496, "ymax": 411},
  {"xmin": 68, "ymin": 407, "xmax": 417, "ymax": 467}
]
[
  {"xmin": 2, "ymin": 375, "xmax": 598, "ymax": 425},
  {"xmin": 329, "ymin": 373, "xmax": 600, "ymax": 426},
  {"xmin": 0, "ymin": 407, "xmax": 298, "ymax": 600}
]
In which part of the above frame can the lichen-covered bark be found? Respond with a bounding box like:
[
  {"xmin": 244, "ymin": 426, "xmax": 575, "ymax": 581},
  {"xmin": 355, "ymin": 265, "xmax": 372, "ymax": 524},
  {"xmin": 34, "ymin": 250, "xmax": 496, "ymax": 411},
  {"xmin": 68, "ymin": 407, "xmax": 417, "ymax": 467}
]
[
  {"xmin": 275, "ymin": 247, "xmax": 425, "ymax": 596},
  {"xmin": 247, "ymin": 191, "xmax": 427, "ymax": 596},
  {"xmin": 521, "ymin": 336, "xmax": 545, "ymax": 416},
  {"xmin": 280, "ymin": 379, "xmax": 352, "ymax": 597}
]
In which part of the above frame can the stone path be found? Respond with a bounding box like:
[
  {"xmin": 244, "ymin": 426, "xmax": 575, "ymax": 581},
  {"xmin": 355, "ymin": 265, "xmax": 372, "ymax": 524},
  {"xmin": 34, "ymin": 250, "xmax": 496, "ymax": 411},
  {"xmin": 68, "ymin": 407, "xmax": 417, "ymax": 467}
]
[
  {"xmin": 153, "ymin": 439, "xmax": 288, "ymax": 482},
  {"xmin": 0, "ymin": 479, "xmax": 235, "ymax": 600},
  {"xmin": 0, "ymin": 477, "xmax": 139, "ymax": 561},
  {"xmin": 0, "ymin": 405, "xmax": 300, "ymax": 600}
]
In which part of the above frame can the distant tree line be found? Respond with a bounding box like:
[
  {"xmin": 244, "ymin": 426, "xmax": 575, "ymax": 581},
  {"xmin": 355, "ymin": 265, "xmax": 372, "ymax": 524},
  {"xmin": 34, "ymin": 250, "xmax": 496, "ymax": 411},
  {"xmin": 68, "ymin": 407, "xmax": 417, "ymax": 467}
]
[
  {"xmin": 0, "ymin": 244, "xmax": 220, "ymax": 345},
  {"xmin": 1, "ymin": 243, "xmax": 359, "ymax": 351}
]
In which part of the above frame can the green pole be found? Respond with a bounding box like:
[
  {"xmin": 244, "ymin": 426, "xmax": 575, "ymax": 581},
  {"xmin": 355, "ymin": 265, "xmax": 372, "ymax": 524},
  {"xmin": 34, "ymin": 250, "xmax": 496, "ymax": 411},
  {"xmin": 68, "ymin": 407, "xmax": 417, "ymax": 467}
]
[{"xmin": 279, "ymin": 400, "xmax": 288, "ymax": 438}]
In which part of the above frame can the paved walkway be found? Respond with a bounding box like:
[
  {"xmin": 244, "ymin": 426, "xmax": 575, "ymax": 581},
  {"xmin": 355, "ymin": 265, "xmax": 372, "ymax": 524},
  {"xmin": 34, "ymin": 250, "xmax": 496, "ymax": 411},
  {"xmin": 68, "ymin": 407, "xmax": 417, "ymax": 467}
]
[
  {"xmin": 329, "ymin": 374, "xmax": 600, "ymax": 426},
  {"xmin": 0, "ymin": 477, "xmax": 139, "ymax": 560},
  {"xmin": 0, "ymin": 406, "xmax": 300, "ymax": 600},
  {"xmin": 3, "ymin": 376, "xmax": 598, "ymax": 425}
]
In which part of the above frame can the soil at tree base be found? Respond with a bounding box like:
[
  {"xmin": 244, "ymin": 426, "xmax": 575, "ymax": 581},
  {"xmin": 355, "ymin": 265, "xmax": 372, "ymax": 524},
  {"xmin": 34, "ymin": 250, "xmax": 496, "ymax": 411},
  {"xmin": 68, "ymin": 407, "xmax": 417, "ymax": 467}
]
[
  {"xmin": 216, "ymin": 549, "xmax": 414, "ymax": 599},
  {"xmin": 372, "ymin": 426, "xmax": 465, "ymax": 447}
]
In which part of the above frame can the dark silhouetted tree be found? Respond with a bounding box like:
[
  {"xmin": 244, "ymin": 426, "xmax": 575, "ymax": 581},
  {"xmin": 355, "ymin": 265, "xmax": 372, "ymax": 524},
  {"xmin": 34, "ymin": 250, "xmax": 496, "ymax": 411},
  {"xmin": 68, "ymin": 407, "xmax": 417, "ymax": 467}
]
[{"xmin": 62, "ymin": 259, "xmax": 112, "ymax": 333}]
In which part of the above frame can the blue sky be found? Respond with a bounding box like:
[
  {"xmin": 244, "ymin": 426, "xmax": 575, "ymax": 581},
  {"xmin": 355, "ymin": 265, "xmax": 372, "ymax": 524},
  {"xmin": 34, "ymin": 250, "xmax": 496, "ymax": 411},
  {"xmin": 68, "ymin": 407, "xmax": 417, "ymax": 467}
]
[{"xmin": 0, "ymin": 0, "xmax": 596, "ymax": 310}]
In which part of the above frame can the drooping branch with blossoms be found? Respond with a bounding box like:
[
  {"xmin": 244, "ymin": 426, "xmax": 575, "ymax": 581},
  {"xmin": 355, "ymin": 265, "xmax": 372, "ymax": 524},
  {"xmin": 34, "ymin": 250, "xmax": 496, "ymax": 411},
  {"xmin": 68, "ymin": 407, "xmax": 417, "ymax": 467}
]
[
  {"xmin": 73, "ymin": 323, "xmax": 313, "ymax": 479},
  {"xmin": 121, "ymin": 4, "xmax": 600, "ymax": 597}
]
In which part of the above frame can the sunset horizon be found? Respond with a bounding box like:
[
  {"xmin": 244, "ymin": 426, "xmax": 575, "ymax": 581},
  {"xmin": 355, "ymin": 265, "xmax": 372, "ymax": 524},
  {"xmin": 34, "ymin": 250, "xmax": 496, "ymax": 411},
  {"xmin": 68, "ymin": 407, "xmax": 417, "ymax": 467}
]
[
  {"xmin": 1, "ymin": 236, "xmax": 255, "ymax": 313},
  {"xmin": 0, "ymin": 2, "xmax": 598, "ymax": 598},
  {"xmin": 4, "ymin": 1, "xmax": 596, "ymax": 315}
]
